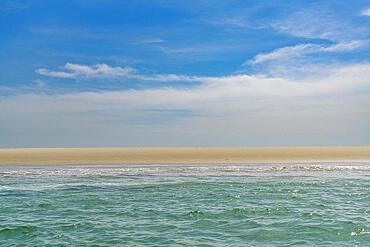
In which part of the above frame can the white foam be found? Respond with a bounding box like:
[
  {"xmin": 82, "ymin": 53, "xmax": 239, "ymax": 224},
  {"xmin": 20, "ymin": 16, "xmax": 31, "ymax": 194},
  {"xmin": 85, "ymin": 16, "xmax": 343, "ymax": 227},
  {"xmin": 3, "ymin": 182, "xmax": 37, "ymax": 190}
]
[{"xmin": 0, "ymin": 163, "xmax": 369, "ymax": 178}]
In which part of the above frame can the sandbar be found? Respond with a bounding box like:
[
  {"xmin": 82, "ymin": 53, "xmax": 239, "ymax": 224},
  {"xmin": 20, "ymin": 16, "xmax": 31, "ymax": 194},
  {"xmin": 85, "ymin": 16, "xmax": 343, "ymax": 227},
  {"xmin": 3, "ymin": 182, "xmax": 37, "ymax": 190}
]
[{"xmin": 0, "ymin": 147, "xmax": 369, "ymax": 165}]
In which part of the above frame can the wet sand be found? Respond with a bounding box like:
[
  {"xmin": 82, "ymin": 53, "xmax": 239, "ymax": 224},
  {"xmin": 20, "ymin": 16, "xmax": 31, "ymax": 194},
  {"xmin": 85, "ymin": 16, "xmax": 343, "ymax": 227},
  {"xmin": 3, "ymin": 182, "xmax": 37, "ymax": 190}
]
[{"xmin": 0, "ymin": 147, "xmax": 369, "ymax": 165}]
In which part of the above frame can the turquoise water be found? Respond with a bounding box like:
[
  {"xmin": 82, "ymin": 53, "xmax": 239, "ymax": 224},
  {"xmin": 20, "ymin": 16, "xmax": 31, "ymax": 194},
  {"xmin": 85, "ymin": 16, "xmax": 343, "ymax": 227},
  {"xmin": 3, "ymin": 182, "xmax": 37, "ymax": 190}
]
[{"xmin": 0, "ymin": 163, "xmax": 369, "ymax": 246}]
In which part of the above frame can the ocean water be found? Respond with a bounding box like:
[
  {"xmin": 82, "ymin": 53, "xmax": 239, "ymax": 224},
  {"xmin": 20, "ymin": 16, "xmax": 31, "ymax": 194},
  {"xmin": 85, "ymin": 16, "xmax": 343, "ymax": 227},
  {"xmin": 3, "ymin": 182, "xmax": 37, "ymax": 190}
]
[{"xmin": 0, "ymin": 163, "xmax": 369, "ymax": 246}]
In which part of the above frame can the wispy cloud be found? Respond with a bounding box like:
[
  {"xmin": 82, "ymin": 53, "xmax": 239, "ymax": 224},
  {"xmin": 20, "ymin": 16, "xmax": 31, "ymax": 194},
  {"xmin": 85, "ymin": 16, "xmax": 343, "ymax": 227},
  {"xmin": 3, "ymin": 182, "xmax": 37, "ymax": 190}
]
[
  {"xmin": 248, "ymin": 40, "xmax": 368, "ymax": 65},
  {"xmin": 36, "ymin": 63, "xmax": 137, "ymax": 79},
  {"xmin": 139, "ymin": 38, "xmax": 164, "ymax": 44},
  {"xmin": 33, "ymin": 79, "xmax": 45, "ymax": 87},
  {"xmin": 271, "ymin": 9, "xmax": 363, "ymax": 42},
  {"xmin": 321, "ymin": 40, "xmax": 367, "ymax": 52},
  {"xmin": 249, "ymin": 44, "xmax": 319, "ymax": 65},
  {"xmin": 36, "ymin": 63, "xmax": 201, "ymax": 82},
  {"xmin": 158, "ymin": 42, "xmax": 246, "ymax": 59},
  {"xmin": 207, "ymin": 17, "xmax": 263, "ymax": 29},
  {"xmin": 360, "ymin": 8, "xmax": 370, "ymax": 16},
  {"xmin": 36, "ymin": 68, "xmax": 77, "ymax": 78},
  {"xmin": 66, "ymin": 63, "xmax": 136, "ymax": 77},
  {"xmin": 136, "ymin": 74, "xmax": 201, "ymax": 82}
]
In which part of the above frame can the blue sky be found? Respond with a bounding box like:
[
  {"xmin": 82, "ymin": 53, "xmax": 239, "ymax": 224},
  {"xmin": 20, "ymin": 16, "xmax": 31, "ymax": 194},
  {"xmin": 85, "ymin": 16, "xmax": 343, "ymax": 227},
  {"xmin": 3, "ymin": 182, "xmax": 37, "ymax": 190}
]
[{"xmin": 1, "ymin": 0, "xmax": 370, "ymax": 147}]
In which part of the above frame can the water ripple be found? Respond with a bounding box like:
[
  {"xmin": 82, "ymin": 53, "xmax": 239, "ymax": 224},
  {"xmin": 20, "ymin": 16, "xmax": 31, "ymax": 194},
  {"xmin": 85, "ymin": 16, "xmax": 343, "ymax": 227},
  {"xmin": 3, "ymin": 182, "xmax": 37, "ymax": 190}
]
[{"xmin": 0, "ymin": 163, "xmax": 369, "ymax": 246}]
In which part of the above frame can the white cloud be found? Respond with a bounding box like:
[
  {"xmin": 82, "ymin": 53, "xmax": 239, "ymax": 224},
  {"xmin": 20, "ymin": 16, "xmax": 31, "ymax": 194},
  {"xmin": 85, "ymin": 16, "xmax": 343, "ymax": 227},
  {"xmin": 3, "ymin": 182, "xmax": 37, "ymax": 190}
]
[
  {"xmin": 3, "ymin": 63, "xmax": 370, "ymax": 147},
  {"xmin": 4, "ymin": 64, "xmax": 370, "ymax": 146},
  {"xmin": 35, "ymin": 62, "xmax": 370, "ymax": 97},
  {"xmin": 94, "ymin": 63, "xmax": 136, "ymax": 76},
  {"xmin": 360, "ymin": 8, "xmax": 370, "ymax": 16},
  {"xmin": 248, "ymin": 41, "xmax": 368, "ymax": 65},
  {"xmin": 64, "ymin": 63, "xmax": 97, "ymax": 76},
  {"xmin": 36, "ymin": 63, "xmax": 201, "ymax": 82},
  {"xmin": 249, "ymin": 44, "xmax": 320, "ymax": 65},
  {"xmin": 36, "ymin": 68, "xmax": 77, "ymax": 78},
  {"xmin": 37, "ymin": 63, "xmax": 136, "ymax": 79}
]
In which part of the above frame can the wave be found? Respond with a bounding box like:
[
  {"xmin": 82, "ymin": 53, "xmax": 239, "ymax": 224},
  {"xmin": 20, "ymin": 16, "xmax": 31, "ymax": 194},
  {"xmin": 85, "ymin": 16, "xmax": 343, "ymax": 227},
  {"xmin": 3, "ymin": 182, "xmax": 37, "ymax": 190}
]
[{"xmin": 0, "ymin": 163, "xmax": 369, "ymax": 178}]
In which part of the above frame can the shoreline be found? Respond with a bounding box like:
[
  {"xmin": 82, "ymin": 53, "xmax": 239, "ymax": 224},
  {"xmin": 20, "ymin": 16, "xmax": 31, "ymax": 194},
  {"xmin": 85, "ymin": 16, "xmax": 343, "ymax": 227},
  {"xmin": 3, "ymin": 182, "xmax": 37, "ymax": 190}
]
[{"xmin": 0, "ymin": 147, "xmax": 370, "ymax": 165}]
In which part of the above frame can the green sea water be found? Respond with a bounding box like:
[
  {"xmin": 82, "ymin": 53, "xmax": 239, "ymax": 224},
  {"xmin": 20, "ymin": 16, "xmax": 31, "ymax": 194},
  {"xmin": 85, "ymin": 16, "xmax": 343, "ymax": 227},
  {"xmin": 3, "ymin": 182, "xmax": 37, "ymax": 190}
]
[{"xmin": 0, "ymin": 163, "xmax": 369, "ymax": 246}]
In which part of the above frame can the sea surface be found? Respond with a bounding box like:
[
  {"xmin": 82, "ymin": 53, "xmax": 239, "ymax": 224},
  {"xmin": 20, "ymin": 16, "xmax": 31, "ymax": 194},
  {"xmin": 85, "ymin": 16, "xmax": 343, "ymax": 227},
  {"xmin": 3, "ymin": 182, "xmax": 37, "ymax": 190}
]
[{"xmin": 0, "ymin": 163, "xmax": 369, "ymax": 246}]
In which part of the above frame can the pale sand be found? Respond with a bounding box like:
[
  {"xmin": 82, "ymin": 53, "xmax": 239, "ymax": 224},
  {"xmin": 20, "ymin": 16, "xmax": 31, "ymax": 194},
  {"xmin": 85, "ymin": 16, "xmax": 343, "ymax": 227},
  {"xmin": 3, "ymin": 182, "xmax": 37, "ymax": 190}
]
[{"xmin": 0, "ymin": 147, "xmax": 369, "ymax": 165}]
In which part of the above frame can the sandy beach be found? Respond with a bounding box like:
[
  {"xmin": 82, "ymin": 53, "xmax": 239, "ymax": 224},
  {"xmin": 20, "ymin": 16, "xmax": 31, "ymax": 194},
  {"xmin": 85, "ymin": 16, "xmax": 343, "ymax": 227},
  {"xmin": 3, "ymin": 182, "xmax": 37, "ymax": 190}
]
[{"xmin": 0, "ymin": 147, "xmax": 369, "ymax": 165}]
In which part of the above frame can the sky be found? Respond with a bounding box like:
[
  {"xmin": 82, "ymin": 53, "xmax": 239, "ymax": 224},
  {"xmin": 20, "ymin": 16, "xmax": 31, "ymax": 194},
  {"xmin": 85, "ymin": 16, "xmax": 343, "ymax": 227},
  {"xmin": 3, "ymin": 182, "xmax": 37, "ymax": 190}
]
[{"xmin": 1, "ymin": 0, "xmax": 370, "ymax": 147}]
